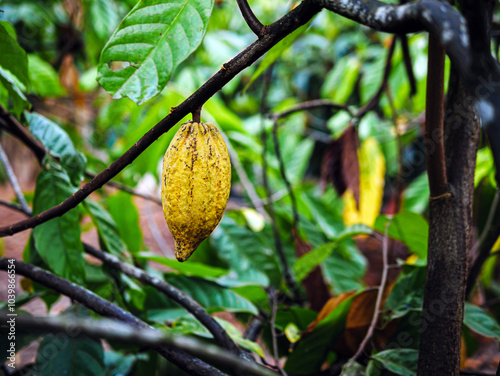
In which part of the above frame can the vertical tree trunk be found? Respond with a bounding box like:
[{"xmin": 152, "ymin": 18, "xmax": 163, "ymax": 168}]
[{"xmin": 417, "ymin": 68, "xmax": 480, "ymax": 375}]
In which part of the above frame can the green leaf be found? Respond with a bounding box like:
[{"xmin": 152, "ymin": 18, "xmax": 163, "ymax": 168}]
[
  {"xmin": 384, "ymin": 266, "xmax": 425, "ymax": 320},
  {"xmin": 28, "ymin": 54, "xmax": 65, "ymax": 97},
  {"xmin": 32, "ymin": 159, "xmax": 85, "ymax": 283},
  {"xmin": 211, "ymin": 217, "xmax": 281, "ymax": 287},
  {"xmin": 136, "ymin": 251, "xmax": 228, "ymax": 279},
  {"xmin": 0, "ymin": 66, "xmax": 30, "ymax": 117},
  {"xmin": 106, "ymin": 192, "xmax": 144, "ymax": 254},
  {"xmin": 97, "ymin": 0, "xmax": 214, "ymax": 104},
  {"xmin": 322, "ymin": 240, "xmax": 367, "ymax": 295},
  {"xmin": 371, "ymin": 348, "xmax": 418, "ymax": 376},
  {"xmin": 85, "ymin": 199, "xmax": 128, "ymax": 256},
  {"xmin": 321, "ymin": 56, "xmax": 360, "ymax": 103},
  {"xmin": 36, "ymin": 334, "xmax": 105, "ymax": 376},
  {"xmin": 293, "ymin": 224, "xmax": 371, "ymax": 282},
  {"xmin": 464, "ymin": 303, "xmax": 500, "ymax": 340},
  {"xmin": 374, "ymin": 211, "xmax": 428, "ymax": 259},
  {"xmin": 104, "ymin": 351, "xmax": 146, "ymax": 376},
  {"xmin": 26, "ymin": 112, "xmax": 86, "ymax": 185},
  {"xmin": 86, "ymin": 0, "xmax": 121, "ymax": 41},
  {"xmin": 402, "ymin": 173, "xmax": 430, "ymax": 213},
  {"xmin": 145, "ymin": 275, "xmax": 258, "ymax": 321},
  {"xmin": 243, "ymin": 21, "xmax": 310, "ymax": 92},
  {"xmin": 170, "ymin": 316, "xmax": 265, "ymax": 357},
  {"xmin": 0, "ymin": 22, "xmax": 29, "ymax": 89},
  {"xmin": 121, "ymin": 274, "xmax": 146, "ymax": 310},
  {"xmin": 284, "ymin": 295, "xmax": 354, "ymax": 374}
]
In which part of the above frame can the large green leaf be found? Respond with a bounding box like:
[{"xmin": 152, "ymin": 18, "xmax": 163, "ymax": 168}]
[
  {"xmin": 321, "ymin": 55, "xmax": 361, "ymax": 103},
  {"xmin": 36, "ymin": 335, "xmax": 105, "ymax": 376},
  {"xmin": 137, "ymin": 251, "xmax": 228, "ymax": 279},
  {"xmin": 0, "ymin": 66, "xmax": 29, "ymax": 117},
  {"xmin": 211, "ymin": 217, "xmax": 281, "ymax": 287},
  {"xmin": 464, "ymin": 303, "xmax": 500, "ymax": 340},
  {"xmin": 32, "ymin": 159, "xmax": 85, "ymax": 283},
  {"xmin": 145, "ymin": 275, "xmax": 258, "ymax": 322},
  {"xmin": 97, "ymin": 0, "xmax": 214, "ymax": 104},
  {"xmin": 371, "ymin": 349, "xmax": 418, "ymax": 376},
  {"xmin": 85, "ymin": 199, "xmax": 128, "ymax": 257},
  {"xmin": 384, "ymin": 266, "xmax": 425, "ymax": 321},
  {"xmin": 26, "ymin": 112, "xmax": 86, "ymax": 185},
  {"xmin": 374, "ymin": 211, "xmax": 428, "ymax": 259},
  {"xmin": 106, "ymin": 192, "xmax": 144, "ymax": 254},
  {"xmin": 28, "ymin": 54, "xmax": 65, "ymax": 97},
  {"xmin": 293, "ymin": 224, "xmax": 371, "ymax": 282},
  {"xmin": 322, "ymin": 240, "xmax": 367, "ymax": 295},
  {"xmin": 284, "ymin": 295, "xmax": 354, "ymax": 374},
  {"xmin": 0, "ymin": 21, "xmax": 29, "ymax": 89},
  {"xmin": 402, "ymin": 173, "xmax": 430, "ymax": 214}
]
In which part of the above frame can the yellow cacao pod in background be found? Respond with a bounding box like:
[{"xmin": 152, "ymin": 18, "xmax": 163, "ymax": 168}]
[{"xmin": 161, "ymin": 121, "xmax": 231, "ymax": 262}]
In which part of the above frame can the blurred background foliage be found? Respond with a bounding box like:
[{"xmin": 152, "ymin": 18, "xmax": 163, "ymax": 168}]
[{"xmin": 1, "ymin": 0, "xmax": 499, "ymax": 375}]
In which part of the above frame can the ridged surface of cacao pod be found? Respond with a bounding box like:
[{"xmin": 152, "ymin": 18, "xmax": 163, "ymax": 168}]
[{"xmin": 161, "ymin": 121, "xmax": 231, "ymax": 262}]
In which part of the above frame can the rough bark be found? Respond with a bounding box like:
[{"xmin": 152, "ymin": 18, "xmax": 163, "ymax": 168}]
[{"xmin": 417, "ymin": 69, "xmax": 480, "ymax": 376}]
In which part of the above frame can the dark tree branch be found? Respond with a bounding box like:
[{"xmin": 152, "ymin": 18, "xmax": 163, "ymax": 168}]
[
  {"xmin": 424, "ymin": 35, "xmax": 448, "ymax": 198},
  {"xmin": 82, "ymin": 243, "xmax": 244, "ymax": 358},
  {"xmin": 0, "ymin": 106, "xmax": 45, "ymax": 164},
  {"xmin": 268, "ymin": 99, "xmax": 353, "ymax": 119},
  {"xmin": 0, "ymin": 258, "xmax": 226, "ymax": 376},
  {"xmin": 399, "ymin": 34, "xmax": 417, "ymax": 96},
  {"xmin": 0, "ymin": 1, "xmax": 322, "ymax": 238},
  {"xmin": 2, "ymin": 315, "xmax": 276, "ymax": 376},
  {"xmin": 236, "ymin": 0, "xmax": 265, "ymax": 37}
]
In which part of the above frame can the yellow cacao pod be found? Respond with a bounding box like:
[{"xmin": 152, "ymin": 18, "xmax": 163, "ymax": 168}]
[{"xmin": 161, "ymin": 121, "xmax": 231, "ymax": 262}]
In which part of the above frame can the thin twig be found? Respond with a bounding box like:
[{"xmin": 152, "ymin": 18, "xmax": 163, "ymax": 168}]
[
  {"xmin": 356, "ymin": 36, "xmax": 397, "ymax": 119},
  {"xmin": 0, "ymin": 2, "xmax": 322, "ymax": 238},
  {"xmin": 0, "ymin": 106, "xmax": 45, "ymax": 163},
  {"xmin": 0, "ymin": 141, "xmax": 30, "ymax": 213},
  {"xmin": 3, "ymin": 315, "xmax": 276, "ymax": 376},
  {"xmin": 460, "ymin": 370, "xmax": 496, "ymax": 376},
  {"xmin": 268, "ymin": 99, "xmax": 353, "ymax": 120},
  {"xmin": 84, "ymin": 172, "xmax": 162, "ymax": 205},
  {"xmin": 269, "ymin": 288, "xmax": 287, "ymax": 376},
  {"xmin": 271, "ymin": 118, "xmax": 299, "ymax": 229},
  {"xmin": 471, "ymin": 190, "xmax": 500, "ymax": 255},
  {"xmin": 236, "ymin": 0, "xmax": 265, "ymax": 36},
  {"xmin": 399, "ymin": 34, "xmax": 417, "ymax": 96},
  {"xmin": 0, "ymin": 198, "xmax": 32, "ymax": 216},
  {"xmin": 352, "ymin": 218, "xmax": 392, "ymax": 361},
  {"xmin": 0, "ymin": 258, "xmax": 225, "ymax": 376},
  {"xmin": 259, "ymin": 67, "xmax": 301, "ymax": 303},
  {"xmin": 385, "ymin": 85, "xmax": 404, "ymax": 213}
]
